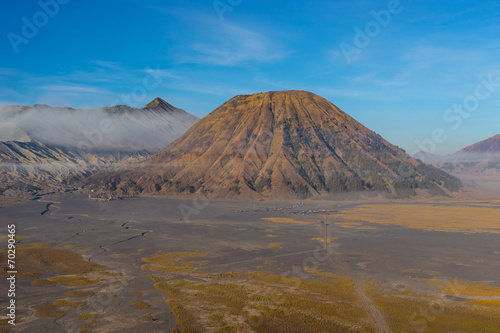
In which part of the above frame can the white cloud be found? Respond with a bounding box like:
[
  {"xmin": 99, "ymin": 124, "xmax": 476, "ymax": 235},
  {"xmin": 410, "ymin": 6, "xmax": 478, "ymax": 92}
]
[
  {"xmin": 39, "ymin": 84, "xmax": 108, "ymax": 94},
  {"xmin": 89, "ymin": 60, "xmax": 123, "ymax": 70},
  {"xmin": 0, "ymin": 68, "xmax": 22, "ymax": 76},
  {"xmin": 150, "ymin": 6, "xmax": 289, "ymax": 67},
  {"xmin": 401, "ymin": 45, "xmax": 480, "ymax": 69},
  {"xmin": 347, "ymin": 71, "xmax": 410, "ymax": 88},
  {"xmin": 142, "ymin": 68, "xmax": 181, "ymax": 79},
  {"xmin": 171, "ymin": 82, "xmax": 246, "ymax": 97},
  {"xmin": 180, "ymin": 23, "xmax": 287, "ymax": 66},
  {"xmin": 316, "ymin": 88, "xmax": 363, "ymax": 98}
]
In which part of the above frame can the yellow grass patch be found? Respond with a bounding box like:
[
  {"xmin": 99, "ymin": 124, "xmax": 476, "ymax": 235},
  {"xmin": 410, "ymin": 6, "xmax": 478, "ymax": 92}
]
[
  {"xmin": 142, "ymin": 252, "xmax": 207, "ymax": 265},
  {"xmin": 426, "ymin": 279, "xmax": 500, "ymax": 298},
  {"xmin": 311, "ymin": 237, "xmax": 332, "ymax": 243},
  {"xmin": 36, "ymin": 299, "xmax": 84, "ymax": 318},
  {"xmin": 36, "ymin": 302, "xmax": 66, "ymax": 317},
  {"xmin": 18, "ymin": 242, "xmax": 47, "ymax": 248},
  {"xmin": 141, "ymin": 252, "xmax": 208, "ymax": 273},
  {"xmin": 0, "ymin": 236, "xmax": 26, "ymax": 241},
  {"xmin": 144, "ymin": 313, "xmax": 155, "ymax": 321},
  {"xmin": 267, "ymin": 243, "xmax": 284, "ymax": 249},
  {"xmin": 337, "ymin": 204, "xmax": 500, "ymax": 233},
  {"xmin": 334, "ymin": 222, "xmax": 376, "ymax": 230},
  {"xmin": 262, "ymin": 217, "xmax": 314, "ymax": 225},
  {"xmin": 53, "ymin": 299, "xmax": 85, "ymax": 308},
  {"xmin": 470, "ymin": 299, "xmax": 500, "ymax": 307},
  {"xmin": 154, "ymin": 271, "xmax": 372, "ymax": 333},
  {"xmin": 131, "ymin": 300, "xmax": 151, "ymax": 309},
  {"xmin": 49, "ymin": 275, "xmax": 99, "ymax": 286},
  {"xmin": 334, "ymin": 222, "xmax": 357, "ymax": 229},
  {"xmin": 108, "ymin": 254, "xmax": 131, "ymax": 258},
  {"xmin": 66, "ymin": 291, "xmax": 95, "ymax": 297},
  {"xmin": 31, "ymin": 279, "xmax": 57, "ymax": 286},
  {"xmin": 137, "ymin": 238, "xmax": 500, "ymax": 333},
  {"xmin": 303, "ymin": 267, "xmax": 339, "ymax": 278},
  {"xmin": 0, "ymin": 243, "xmax": 105, "ymax": 279},
  {"xmin": 77, "ymin": 313, "xmax": 97, "ymax": 320},
  {"xmin": 365, "ymin": 281, "xmax": 500, "ymax": 332}
]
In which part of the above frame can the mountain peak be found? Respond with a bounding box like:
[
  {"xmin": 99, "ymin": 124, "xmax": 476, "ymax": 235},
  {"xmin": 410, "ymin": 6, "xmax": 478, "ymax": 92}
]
[
  {"xmin": 142, "ymin": 97, "xmax": 175, "ymax": 111},
  {"xmin": 98, "ymin": 90, "xmax": 461, "ymax": 199}
]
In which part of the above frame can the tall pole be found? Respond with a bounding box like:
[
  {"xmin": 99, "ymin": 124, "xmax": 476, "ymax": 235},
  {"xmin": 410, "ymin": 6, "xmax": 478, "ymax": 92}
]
[
  {"xmin": 321, "ymin": 218, "xmax": 329, "ymax": 250},
  {"xmin": 325, "ymin": 217, "xmax": 328, "ymax": 250}
]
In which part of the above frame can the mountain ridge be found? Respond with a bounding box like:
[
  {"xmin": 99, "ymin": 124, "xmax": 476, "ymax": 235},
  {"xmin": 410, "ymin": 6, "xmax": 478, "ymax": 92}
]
[
  {"xmin": 0, "ymin": 98, "xmax": 199, "ymax": 153},
  {"xmin": 438, "ymin": 134, "xmax": 500, "ymax": 176},
  {"xmin": 90, "ymin": 90, "xmax": 461, "ymax": 199},
  {"xmin": 0, "ymin": 98, "xmax": 200, "ymax": 199}
]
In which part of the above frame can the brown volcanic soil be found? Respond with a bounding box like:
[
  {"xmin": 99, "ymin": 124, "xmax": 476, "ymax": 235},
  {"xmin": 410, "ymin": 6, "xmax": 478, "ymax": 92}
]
[
  {"xmin": 2, "ymin": 193, "xmax": 500, "ymax": 332},
  {"xmin": 92, "ymin": 90, "xmax": 460, "ymax": 199}
]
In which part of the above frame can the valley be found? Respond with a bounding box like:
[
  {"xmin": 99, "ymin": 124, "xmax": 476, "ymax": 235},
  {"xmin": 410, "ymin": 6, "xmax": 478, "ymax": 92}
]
[
  {"xmin": 1, "ymin": 193, "xmax": 499, "ymax": 332},
  {"xmin": 3, "ymin": 1, "xmax": 499, "ymax": 331}
]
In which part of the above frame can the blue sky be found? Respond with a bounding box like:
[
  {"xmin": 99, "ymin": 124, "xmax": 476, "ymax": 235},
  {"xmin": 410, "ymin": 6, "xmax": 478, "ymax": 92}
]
[{"xmin": 1, "ymin": 0, "xmax": 500, "ymax": 154}]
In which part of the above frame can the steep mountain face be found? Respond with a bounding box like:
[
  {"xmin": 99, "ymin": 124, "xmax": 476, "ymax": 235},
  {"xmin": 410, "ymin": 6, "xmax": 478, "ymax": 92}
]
[
  {"xmin": 0, "ymin": 98, "xmax": 199, "ymax": 153},
  {"xmin": 0, "ymin": 139, "xmax": 148, "ymax": 198},
  {"xmin": 0, "ymin": 139, "xmax": 89, "ymax": 197},
  {"xmin": 95, "ymin": 90, "xmax": 461, "ymax": 199},
  {"xmin": 0, "ymin": 98, "xmax": 198, "ymax": 198},
  {"xmin": 438, "ymin": 135, "xmax": 500, "ymax": 176}
]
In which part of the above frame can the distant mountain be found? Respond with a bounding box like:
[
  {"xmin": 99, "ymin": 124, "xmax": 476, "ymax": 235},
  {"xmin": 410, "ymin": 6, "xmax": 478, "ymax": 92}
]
[
  {"xmin": 413, "ymin": 151, "xmax": 447, "ymax": 165},
  {"xmin": 0, "ymin": 138, "xmax": 151, "ymax": 198},
  {"xmin": 0, "ymin": 98, "xmax": 199, "ymax": 153},
  {"xmin": 90, "ymin": 90, "xmax": 461, "ymax": 199},
  {"xmin": 142, "ymin": 97, "xmax": 188, "ymax": 114},
  {"xmin": 438, "ymin": 135, "xmax": 500, "ymax": 177},
  {"xmin": 0, "ymin": 139, "xmax": 87, "ymax": 197},
  {"xmin": 0, "ymin": 98, "xmax": 199, "ymax": 198},
  {"xmin": 456, "ymin": 134, "xmax": 500, "ymax": 156}
]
